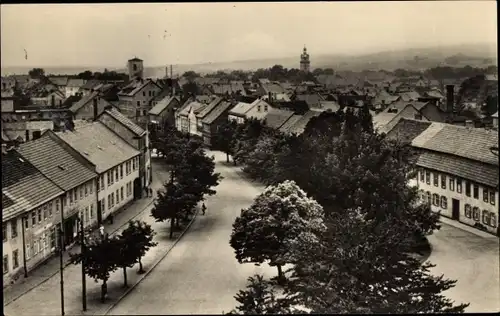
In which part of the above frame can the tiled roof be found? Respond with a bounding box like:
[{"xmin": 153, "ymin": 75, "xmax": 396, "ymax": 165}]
[
  {"xmin": 261, "ymin": 83, "xmax": 285, "ymax": 94},
  {"xmin": 55, "ymin": 122, "xmax": 140, "ymax": 173},
  {"xmin": 384, "ymin": 118, "xmax": 432, "ymax": 144},
  {"xmin": 263, "ymin": 108, "xmax": 295, "ymax": 130},
  {"xmin": 229, "ymin": 101, "xmax": 254, "ymax": 116},
  {"xmin": 49, "ymin": 77, "xmax": 69, "ymax": 86},
  {"xmin": 118, "ymin": 79, "xmax": 158, "ymax": 97},
  {"xmin": 382, "ymin": 100, "xmax": 420, "ymax": 114},
  {"xmin": 196, "ymin": 96, "xmax": 223, "ymax": 119},
  {"xmin": 2, "ymin": 193, "xmax": 14, "ymax": 209},
  {"xmin": 104, "ymin": 108, "xmax": 145, "ymax": 136},
  {"xmin": 2, "ymin": 150, "xmax": 64, "ymax": 221},
  {"xmin": 314, "ymin": 101, "xmax": 341, "ymax": 113},
  {"xmin": 288, "ymin": 110, "xmax": 321, "ymax": 135},
  {"xmin": 67, "ymin": 78, "xmax": 86, "ymax": 88},
  {"xmin": 149, "ymin": 96, "xmax": 179, "ymax": 116},
  {"xmin": 201, "ymin": 101, "xmax": 233, "ymax": 125},
  {"xmin": 279, "ymin": 114, "xmax": 303, "ymax": 134},
  {"xmin": 399, "ymin": 91, "xmax": 421, "ymax": 101},
  {"xmin": 295, "ymin": 94, "xmax": 323, "ymax": 108},
  {"xmin": 412, "ymin": 123, "xmax": 499, "ymax": 166},
  {"xmin": 195, "ymin": 95, "xmax": 212, "ymax": 104},
  {"xmin": 178, "ymin": 101, "xmax": 206, "ymax": 117},
  {"xmin": 16, "ymin": 132, "xmax": 97, "ymax": 191},
  {"xmin": 194, "ymin": 77, "xmax": 220, "ymax": 86},
  {"xmin": 373, "ymin": 112, "xmax": 398, "ymax": 130},
  {"xmin": 417, "ymin": 151, "xmax": 498, "ymax": 188},
  {"xmin": 80, "ymin": 79, "xmax": 101, "ymax": 90}
]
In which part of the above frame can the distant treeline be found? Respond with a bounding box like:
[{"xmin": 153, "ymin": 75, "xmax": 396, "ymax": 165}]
[{"xmin": 35, "ymin": 68, "xmax": 128, "ymax": 81}]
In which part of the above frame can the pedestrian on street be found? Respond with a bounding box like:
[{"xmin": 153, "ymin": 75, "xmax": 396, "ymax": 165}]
[
  {"xmin": 99, "ymin": 225, "xmax": 104, "ymax": 237},
  {"xmin": 202, "ymin": 203, "xmax": 206, "ymax": 215},
  {"xmin": 149, "ymin": 187, "xmax": 153, "ymax": 197}
]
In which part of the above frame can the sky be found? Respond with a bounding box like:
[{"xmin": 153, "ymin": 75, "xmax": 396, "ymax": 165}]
[{"xmin": 1, "ymin": 1, "xmax": 497, "ymax": 68}]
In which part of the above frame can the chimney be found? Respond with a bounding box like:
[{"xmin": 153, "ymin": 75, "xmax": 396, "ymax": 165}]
[
  {"xmin": 170, "ymin": 65, "xmax": 173, "ymax": 79},
  {"xmin": 446, "ymin": 85, "xmax": 454, "ymax": 113},
  {"xmin": 93, "ymin": 98, "xmax": 98, "ymax": 121}
]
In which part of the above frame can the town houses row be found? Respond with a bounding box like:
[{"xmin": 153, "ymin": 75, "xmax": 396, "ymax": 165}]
[{"xmin": 2, "ymin": 107, "xmax": 151, "ymax": 286}]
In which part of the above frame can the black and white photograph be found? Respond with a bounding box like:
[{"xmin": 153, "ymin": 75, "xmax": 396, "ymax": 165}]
[{"xmin": 1, "ymin": 1, "xmax": 499, "ymax": 315}]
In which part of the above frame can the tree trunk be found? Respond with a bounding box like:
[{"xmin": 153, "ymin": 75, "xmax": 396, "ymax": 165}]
[
  {"xmin": 169, "ymin": 218, "xmax": 174, "ymax": 239},
  {"xmin": 123, "ymin": 266, "xmax": 128, "ymax": 287},
  {"xmin": 277, "ymin": 265, "xmax": 285, "ymax": 285},
  {"xmin": 138, "ymin": 257, "xmax": 145, "ymax": 274},
  {"xmin": 226, "ymin": 152, "xmax": 229, "ymax": 163},
  {"xmin": 101, "ymin": 280, "xmax": 108, "ymax": 303}
]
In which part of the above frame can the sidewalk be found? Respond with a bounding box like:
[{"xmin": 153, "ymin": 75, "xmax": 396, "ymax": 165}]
[
  {"xmin": 438, "ymin": 215, "xmax": 499, "ymax": 241},
  {"xmin": 3, "ymin": 165, "xmax": 170, "ymax": 307}
]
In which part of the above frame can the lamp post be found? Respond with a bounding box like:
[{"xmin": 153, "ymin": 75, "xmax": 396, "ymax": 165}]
[{"xmin": 77, "ymin": 215, "xmax": 87, "ymax": 311}]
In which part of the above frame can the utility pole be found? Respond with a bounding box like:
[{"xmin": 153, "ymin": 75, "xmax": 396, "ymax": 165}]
[{"xmin": 79, "ymin": 216, "xmax": 87, "ymax": 311}]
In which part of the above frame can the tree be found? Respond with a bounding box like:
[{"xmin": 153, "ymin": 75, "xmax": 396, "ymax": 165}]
[
  {"xmin": 120, "ymin": 220, "xmax": 158, "ymax": 274},
  {"xmin": 182, "ymin": 71, "xmax": 200, "ymax": 81},
  {"xmin": 229, "ymin": 180, "xmax": 326, "ymax": 283},
  {"xmin": 228, "ymin": 275, "xmax": 290, "ymax": 315},
  {"xmin": 151, "ymin": 181, "xmax": 194, "ymax": 239},
  {"xmin": 28, "ymin": 68, "xmax": 45, "ymax": 79},
  {"xmin": 213, "ymin": 119, "xmax": 238, "ymax": 162},
  {"xmin": 69, "ymin": 234, "xmax": 120, "ymax": 302},
  {"xmin": 115, "ymin": 237, "xmax": 136, "ymax": 287}
]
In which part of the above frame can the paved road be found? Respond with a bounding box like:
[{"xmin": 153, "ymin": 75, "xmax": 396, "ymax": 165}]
[
  {"xmin": 107, "ymin": 151, "xmax": 286, "ymax": 315},
  {"xmin": 108, "ymin": 151, "xmax": 500, "ymax": 314},
  {"xmin": 427, "ymin": 224, "xmax": 500, "ymax": 313}
]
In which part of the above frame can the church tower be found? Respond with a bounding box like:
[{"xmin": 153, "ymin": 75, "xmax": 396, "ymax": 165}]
[
  {"xmin": 300, "ymin": 46, "xmax": 310, "ymax": 73},
  {"xmin": 127, "ymin": 57, "xmax": 144, "ymax": 80}
]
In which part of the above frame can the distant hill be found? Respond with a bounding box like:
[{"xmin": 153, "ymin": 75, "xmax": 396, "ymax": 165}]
[{"xmin": 2, "ymin": 43, "xmax": 496, "ymax": 78}]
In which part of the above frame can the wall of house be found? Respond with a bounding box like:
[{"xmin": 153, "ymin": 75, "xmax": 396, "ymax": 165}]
[
  {"xmin": 118, "ymin": 83, "xmax": 162, "ymax": 120},
  {"xmin": 156, "ymin": 99, "xmax": 180, "ymax": 128},
  {"xmin": 74, "ymin": 98, "xmax": 111, "ymax": 120},
  {"xmin": 97, "ymin": 156, "xmax": 140, "ymax": 221},
  {"xmin": 188, "ymin": 110, "xmax": 201, "ymax": 136},
  {"xmin": 228, "ymin": 114, "xmax": 245, "ymax": 124},
  {"xmin": 416, "ymin": 168, "xmax": 498, "ymax": 235},
  {"xmin": 62, "ymin": 179, "xmax": 99, "ymax": 232},
  {"xmin": 65, "ymin": 86, "xmax": 81, "ymax": 98},
  {"xmin": 3, "ymin": 213, "xmax": 25, "ymax": 286}
]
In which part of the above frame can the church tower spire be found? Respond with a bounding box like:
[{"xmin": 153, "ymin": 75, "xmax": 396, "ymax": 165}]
[{"xmin": 300, "ymin": 45, "xmax": 311, "ymax": 73}]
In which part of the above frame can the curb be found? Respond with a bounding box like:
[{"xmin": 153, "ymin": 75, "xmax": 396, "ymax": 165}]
[
  {"xmin": 4, "ymin": 198, "xmax": 157, "ymax": 307},
  {"xmin": 102, "ymin": 207, "xmax": 200, "ymax": 315}
]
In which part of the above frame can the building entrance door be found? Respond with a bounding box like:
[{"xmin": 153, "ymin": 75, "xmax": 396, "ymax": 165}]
[{"xmin": 452, "ymin": 199, "xmax": 460, "ymax": 220}]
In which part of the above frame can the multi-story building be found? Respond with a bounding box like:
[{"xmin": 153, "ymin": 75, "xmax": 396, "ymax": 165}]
[
  {"xmin": 117, "ymin": 78, "xmax": 162, "ymax": 126},
  {"xmin": 98, "ymin": 107, "xmax": 152, "ymax": 194},
  {"xmin": 55, "ymin": 121, "xmax": 141, "ymax": 222},
  {"xmin": 2, "ymin": 149, "xmax": 65, "ymax": 286},
  {"xmin": 16, "ymin": 131, "xmax": 98, "ymax": 245},
  {"xmin": 404, "ymin": 122, "xmax": 499, "ymax": 236}
]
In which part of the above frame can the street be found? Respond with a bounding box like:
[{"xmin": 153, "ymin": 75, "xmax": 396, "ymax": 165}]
[
  {"xmin": 428, "ymin": 223, "xmax": 500, "ymax": 312},
  {"xmin": 107, "ymin": 151, "xmax": 285, "ymax": 315}
]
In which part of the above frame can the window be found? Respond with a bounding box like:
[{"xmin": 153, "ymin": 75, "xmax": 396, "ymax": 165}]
[
  {"xmin": 473, "ymin": 185, "xmax": 479, "ymax": 199},
  {"xmin": 433, "ymin": 173, "xmax": 438, "ymax": 187},
  {"xmin": 89, "ymin": 180, "xmax": 93, "ymax": 194},
  {"xmin": 37, "ymin": 209, "xmax": 42, "ymax": 222},
  {"xmin": 414, "ymin": 114, "xmax": 423, "ymax": 120},
  {"xmin": 108, "ymin": 195, "xmax": 112, "ymax": 209},
  {"xmin": 97, "ymin": 178, "xmax": 100, "ymax": 192},
  {"xmin": 101, "ymin": 175, "xmax": 105, "ymax": 190},
  {"xmin": 426, "ymin": 191, "xmax": 431, "ymax": 205},
  {"xmin": 482, "ymin": 210, "xmax": 490, "ymax": 226},
  {"xmin": 42, "ymin": 235, "xmax": 47, "ymax": 251},
  {"xmin": 489, "ymin": 213, "xmax": 497, "ymax": 228},
  {"xmin": 69, "ymin": 191, "xmax": 73, "ymax": 204},
  {"xmin": 73, "ymin": 189, "xmax": 77, "ymax": 202},
  {"xmin": 13, "ymin": 250, "xmax": 19, "ymax": 269},
  {"xmin": 490, "ymin": 192, "xmax": 495, "ymax": 205},
  {"xmin": 50, "ymin": 228, "xmax": 56, "ymax": 249},
  {"xmin": 483, "ymin": 189, "xmax": 489, "ymax": 203},
  {"xmin": 43, "ymin": 206, "xmax": 48, "ymax": 221},
  {"xmin": 465, "ymin": 204, "xmax": 472, "ymax": 218},
  {"xmin": 56, "ymin": 200, "xmax": 60, "ymax": 213},
  {"xmin": 441, "ymin": 174, "xmax": 446, "ymax": 189},
  {"xmin": 472, "ymin": 207, "xmax": 480, "ymax": 221},
  {"xmin": 120, "ymin": 165, "xmax": 123, "ymax": 179},
  {"xmin": 136, "ymin": 101, "xmax": 140, "ymax": 107},
  {"xmin": 100, "ymin": 199, "xmax": 106, "ymax": 212},
  {"xmin": 143, "ymin": 91, "xmax": 146, "ymax": 97},
  {"xmin": 11, "ymin": 220, "xmax": 17, "ymax": 238},
  {"xmin": 111, "ymin": 193, "xmax": 115, "ymax": 207},
  {"xmin": 110, "ymin": 171, "xmax": 114, "ymax": 184},
  {"xmin": 24, "ymin": 217, "xmax": 29, "ymax": 230},
  {"xmin": 425, "ymin": 171, "xmax": 430, "ymax": 185},
  {"xmin": 48, "ymin": 202, "xmax": 53, "ymax": 217},
  {"xmin": 143, "ymin": 110, "xmax": 147, "ymax": 116},
  {"xmin": 465, "ymin": 181, "xmax": 471, "ymax": 197},
  {"xmin": 2, "ymin": 225, "xmax": 7, "ymax": 242},
  {"xmin": 3, "ymin": 256, "xmax": 8, "ymax": 274},
  {"xmin": 432, "ymin": 194, "xmax": 439, "ymax": 206},
  {"xmin": 115, "ymin": 168, "xmax": 119, "ymax": 181},
  {"xmin": 132, "ymin": 158, "xmax": 136, "ymax": 171},
  {"xmin": 116, "ymin": 189, "xmax": 120, "ymax": 203},
  {"xmin": 26, "ymin": 244, "xmax": 31, "ymax": 260},
  {"xmin": 121, "ymin": 187, "xmax": 124, "ymax": 201},
  {"xmin": 31, "ymin": 212, "xmax": 36, "ymax": 226},
  {"xmin": 107, "ymin": 171, "xmax": 111, "ymax": 185},
  {"xmin": 34, "ymin": 240, "xmax": 39, "ymax": 255},
  {"xmin": 90, "ymin": 204, "xmax": 94, "ymax": 219},
  {"xmin": 419, "ymin": 169, "xmax": 424, "ymax": 182},
  {"xmin": 440, "ymin": 196, "xmax": 447, "ymax": 209},
  {"xmin": 456, "ymin": 178, "xmax": 462, "ymax": 193},
  {"xmin": 85, "ymin": 207, "xmax": 89, "ymax": 224},
  {"xmin": 85, "ymin": 184, "xmax": 88, "ymax": 196},
  {"xmin": 80, "ymin": 186, "xmax": 84, "ymax": 199}
]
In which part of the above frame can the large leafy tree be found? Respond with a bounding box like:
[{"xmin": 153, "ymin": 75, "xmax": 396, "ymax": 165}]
[
  {"xmin": 213, "ymin": 119, "xmax": 238, "ymax": 163},
  {"xmin": 28, "ymin": 68, "xmax": 45, "ymax": 79},
  {"xmin": 69, "ymin": 234, "xmax": 121, "ymax": 302},
  {"xmin": 232, "ymin": 118, "xmax": 267, "ymax": 165},
  {"xmin": 230, "ymin": 180, "xmax": 326, "ymax": 283},
  {"xmin": 120, "ymin": 220, "xmax": 158, "ymax": 274}
]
